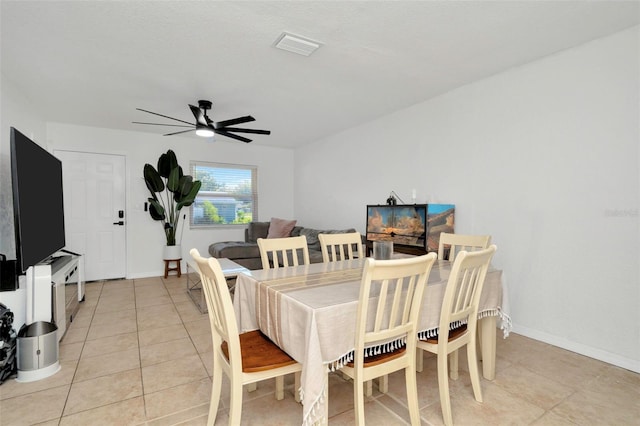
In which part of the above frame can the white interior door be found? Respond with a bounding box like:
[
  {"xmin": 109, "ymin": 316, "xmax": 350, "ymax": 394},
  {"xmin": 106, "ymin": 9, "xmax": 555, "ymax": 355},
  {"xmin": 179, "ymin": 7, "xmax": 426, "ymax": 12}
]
[{"xmin": 55, "ymin": 150, "xmax": 126, "ymax": 281}]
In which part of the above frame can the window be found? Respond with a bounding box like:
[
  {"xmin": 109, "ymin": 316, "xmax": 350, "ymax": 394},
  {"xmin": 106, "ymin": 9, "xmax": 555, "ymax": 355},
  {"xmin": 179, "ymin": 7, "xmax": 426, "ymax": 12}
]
[{"xmin": 190, "ymin": 162, "xmax": 258, "ymax": 227}]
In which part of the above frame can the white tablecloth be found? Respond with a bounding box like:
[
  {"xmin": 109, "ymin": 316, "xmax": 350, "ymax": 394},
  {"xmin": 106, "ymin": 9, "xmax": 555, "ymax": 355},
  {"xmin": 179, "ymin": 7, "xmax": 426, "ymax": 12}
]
[{"xmin": 234, "ymin": 259, "xmax": 510, "ymax": 426}]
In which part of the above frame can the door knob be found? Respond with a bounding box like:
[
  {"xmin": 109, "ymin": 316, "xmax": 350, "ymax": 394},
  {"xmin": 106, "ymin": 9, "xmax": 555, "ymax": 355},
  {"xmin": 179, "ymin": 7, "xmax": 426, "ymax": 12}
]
[{"xmin": 112, "ymin": 221, "xmax": 125, "ymax": 226}]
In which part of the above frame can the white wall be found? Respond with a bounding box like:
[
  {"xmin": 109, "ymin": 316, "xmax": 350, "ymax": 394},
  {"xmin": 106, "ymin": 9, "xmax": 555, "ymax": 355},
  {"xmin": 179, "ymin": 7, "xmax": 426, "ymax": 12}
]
[
  {"xmin": 46, "ymin": 123, "xmax": 295, "ymax": 278},
  {"xmin": 294, "ymin": 27, "xmax": 640, "ymax": 372},
  {"xmin": 0, "ymin": 72, "xmax": 48, "ymax": 258},
  {"xmin": 0, "ymin": 72, "xmax": 49, "ymax": 328}
]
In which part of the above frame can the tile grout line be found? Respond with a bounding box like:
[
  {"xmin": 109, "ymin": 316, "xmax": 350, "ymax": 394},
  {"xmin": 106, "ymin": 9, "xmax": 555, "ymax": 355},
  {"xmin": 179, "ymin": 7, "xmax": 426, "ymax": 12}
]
[
  {"xmin": 165, "ymin": 274, "xmax": 216, "ymax": 422},
  {"xmin": 58, "ymin": 280, "xmax": 103, "ymax": 424},
  {"xmin": 134, "ymin": 276, "xmax": 151, "ymax": 424}
]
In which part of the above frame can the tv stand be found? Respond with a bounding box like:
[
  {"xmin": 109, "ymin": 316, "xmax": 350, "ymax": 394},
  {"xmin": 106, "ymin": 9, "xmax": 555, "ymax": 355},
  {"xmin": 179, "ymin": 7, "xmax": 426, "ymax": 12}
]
[
  {"xmin": 27, "ymin": 253, "xmax": 84, "ymax": 341},
  {"xmin": 51, "ymin": 253, "xmax": 84, "ymax": 341},
  {"xmin": 44, "ymin": 255, "xmax": 73, "ymax": 276},
  {"xmin": 59, "ymin": 248, "xmax": 81, "ymax": 257}
]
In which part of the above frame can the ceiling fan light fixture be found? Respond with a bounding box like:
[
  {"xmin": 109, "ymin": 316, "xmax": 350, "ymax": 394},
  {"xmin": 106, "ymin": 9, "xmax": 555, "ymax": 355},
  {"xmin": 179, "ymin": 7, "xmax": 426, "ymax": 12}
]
[
  {"xmin": 134, "ymin": 100, "xmax": 268, "ymax": 143},
  {"xmin": 195, "ymin": 125, "xmax": 214, "ymax": 138}
]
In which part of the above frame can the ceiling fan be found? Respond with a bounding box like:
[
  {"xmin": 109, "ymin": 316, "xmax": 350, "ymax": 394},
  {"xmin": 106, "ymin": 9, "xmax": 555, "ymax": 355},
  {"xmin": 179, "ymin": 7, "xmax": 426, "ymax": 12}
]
[{"xmin": 133, "ymin": 100, "xmax": 270, "ymax": 143}]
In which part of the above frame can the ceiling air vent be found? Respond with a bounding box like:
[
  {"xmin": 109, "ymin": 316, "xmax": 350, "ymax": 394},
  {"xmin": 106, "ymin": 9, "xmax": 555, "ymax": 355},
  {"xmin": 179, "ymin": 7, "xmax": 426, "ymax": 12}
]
[{"xmin": 273, "ymin": 32, "xmax": 322, "ymax": 56}]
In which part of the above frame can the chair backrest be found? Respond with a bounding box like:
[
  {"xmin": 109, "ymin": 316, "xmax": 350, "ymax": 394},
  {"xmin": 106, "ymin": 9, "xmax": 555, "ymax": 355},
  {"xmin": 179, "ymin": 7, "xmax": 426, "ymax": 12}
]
[
  {"xmin": 437, "ymin": 233, "xmax": 492, "ymax": 262},
  {"xmin": 438, "ymin": 245, "xmax": 497, "ymax": 337},
  {"xmin": 354, "ymin": 253, "xmax": 437, "ymax": 364},
  {"xmin": 257, "ymin": 235, "xmax": 310, "ymax": 270},
  {"xmin": 189, "ymin": 249, "xmax": 241, "ymax": 369},
  {"xmin": 319, "ymin": 232, "xmax": 363, "ymax": 262}
]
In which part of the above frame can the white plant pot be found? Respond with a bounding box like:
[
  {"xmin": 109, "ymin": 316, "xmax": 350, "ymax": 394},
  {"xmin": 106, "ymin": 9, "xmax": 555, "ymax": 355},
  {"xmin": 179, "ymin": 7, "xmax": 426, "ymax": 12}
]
[{"xmin": 163, "ymin": 245, "xmax": 182, "ymax": 260}]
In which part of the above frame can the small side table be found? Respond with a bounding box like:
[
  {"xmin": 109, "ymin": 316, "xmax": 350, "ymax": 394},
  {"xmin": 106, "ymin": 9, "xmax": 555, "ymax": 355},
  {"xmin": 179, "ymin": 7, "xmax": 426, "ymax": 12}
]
[
  {"xmin": 164, "ymin": 258, "xmax": 182, "ymax": 278},
  {"xmin": 186, "ymin": 257, "xmax": 249, "ymax": 313}
]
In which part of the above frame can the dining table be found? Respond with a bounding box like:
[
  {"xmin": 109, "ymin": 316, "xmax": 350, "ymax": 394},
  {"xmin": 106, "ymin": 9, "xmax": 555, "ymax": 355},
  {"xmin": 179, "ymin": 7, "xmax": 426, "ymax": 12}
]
[{"xmin": 233, "ymin": 258, "xmax": 511, "ymax": 426}]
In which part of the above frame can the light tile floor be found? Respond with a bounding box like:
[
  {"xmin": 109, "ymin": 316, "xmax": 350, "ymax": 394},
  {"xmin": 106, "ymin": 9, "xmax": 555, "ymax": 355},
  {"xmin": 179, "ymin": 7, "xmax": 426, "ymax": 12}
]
[{"xmin": 1, "ymin": 275, "xmax": 638, "ymax": 425}]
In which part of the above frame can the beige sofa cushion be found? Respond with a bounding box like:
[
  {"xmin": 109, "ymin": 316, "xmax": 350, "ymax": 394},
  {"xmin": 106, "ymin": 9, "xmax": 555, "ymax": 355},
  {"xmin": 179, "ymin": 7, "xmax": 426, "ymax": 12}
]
[{"xmin": 266, "ymin": 217, "xmax": 298, "ymax": 238}]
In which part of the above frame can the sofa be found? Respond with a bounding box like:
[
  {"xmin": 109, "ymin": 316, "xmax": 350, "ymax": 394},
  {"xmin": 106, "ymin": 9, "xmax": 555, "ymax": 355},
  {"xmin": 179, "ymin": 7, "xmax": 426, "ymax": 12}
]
[{"xmin": 208, "ymin": 220, "xmax": 357, "ymax": 270}]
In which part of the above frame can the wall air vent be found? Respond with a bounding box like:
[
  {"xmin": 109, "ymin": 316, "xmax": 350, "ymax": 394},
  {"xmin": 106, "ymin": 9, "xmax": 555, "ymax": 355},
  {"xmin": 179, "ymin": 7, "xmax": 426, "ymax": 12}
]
[{"xmin": 273, "ymin": 32, "xmax": 322, "ymax": 56}]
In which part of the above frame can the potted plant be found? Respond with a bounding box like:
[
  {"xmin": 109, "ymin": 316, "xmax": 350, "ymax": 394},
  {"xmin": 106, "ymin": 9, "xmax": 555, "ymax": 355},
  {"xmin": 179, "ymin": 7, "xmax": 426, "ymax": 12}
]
[{"xmin": 143, "ymin": 149, "xmax": 201, "ymax": 259}]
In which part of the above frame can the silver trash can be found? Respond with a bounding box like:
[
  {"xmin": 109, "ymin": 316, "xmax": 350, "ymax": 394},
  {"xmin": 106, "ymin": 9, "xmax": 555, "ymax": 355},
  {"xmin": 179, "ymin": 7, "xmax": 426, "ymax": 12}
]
[{"xmin": 16, "ymin": 321, "xmax": 60, "ymax": 382}]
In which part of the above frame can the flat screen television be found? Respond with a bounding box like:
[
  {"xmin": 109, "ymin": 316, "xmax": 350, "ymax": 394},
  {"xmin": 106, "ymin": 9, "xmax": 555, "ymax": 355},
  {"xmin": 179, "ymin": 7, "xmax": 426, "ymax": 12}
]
[
  {"xmin": 10, "ymin": 127, "xmax": 66, "ymax": 273},
  {"xmin": 366, "ymin": 204, "xmax": 428, "ymax": 250},
  {"xmin": 366, "ymin": 203, "xmax": 456, "ymax": 253}
]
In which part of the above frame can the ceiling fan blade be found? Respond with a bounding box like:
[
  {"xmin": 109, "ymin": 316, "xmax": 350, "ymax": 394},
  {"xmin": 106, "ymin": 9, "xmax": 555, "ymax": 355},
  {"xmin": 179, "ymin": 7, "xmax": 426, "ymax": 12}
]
[
  {"xmin": 163, "ymin": 129, "xmax": 196, "ymax": 136},
  {"xmin": 136, "ymin": 108, "xmax": 194, "ymax": 126},
  {"xmin": 132, "ymin": 121, "xmax": 193, "ymax": 128},
  {"xmin": 215, "ymin": 116, "xmax": 255, "ymax": 128},
  {"xmin": 189, "ymin": 104, "xmax": 208, "ymax": 126},
  {"xmin": 220, "ymin": 127, "xmax": 271, "ymax": 135},
  {"xmin": 215, "ymin": 129, "xmax": 252, "ymax": 143}
]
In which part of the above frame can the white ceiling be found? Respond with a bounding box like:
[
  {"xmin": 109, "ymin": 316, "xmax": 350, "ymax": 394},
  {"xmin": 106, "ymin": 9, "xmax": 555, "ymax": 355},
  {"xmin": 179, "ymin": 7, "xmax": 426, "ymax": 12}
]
[{"xmin": 2, "ymin": 1, "xmax": 638, "ymax": 149}]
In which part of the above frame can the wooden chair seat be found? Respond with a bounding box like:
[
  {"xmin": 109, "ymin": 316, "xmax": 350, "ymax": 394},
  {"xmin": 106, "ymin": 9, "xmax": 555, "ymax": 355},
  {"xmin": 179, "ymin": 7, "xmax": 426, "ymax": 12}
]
[
  {"xmin": 422, "ymin": 324, "xmax": 468, "ymax": 344},
  {"xmin": 222, "ymin": 330, "xmax": 298, "ymax": 373},
  {"xmin": 346, "ymin": 346, "xmax": 406, "ymax": 368}
]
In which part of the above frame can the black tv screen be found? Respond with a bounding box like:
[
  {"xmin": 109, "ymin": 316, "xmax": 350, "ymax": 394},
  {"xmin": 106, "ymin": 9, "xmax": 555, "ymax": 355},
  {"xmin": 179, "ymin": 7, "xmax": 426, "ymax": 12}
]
[
  {"xmin": 366, "ymin": 204, "xmax": 428, "ymax": 250},
  {"xmin": 10, "ymin": 127, "xmax": 66, "ymax": 273}
]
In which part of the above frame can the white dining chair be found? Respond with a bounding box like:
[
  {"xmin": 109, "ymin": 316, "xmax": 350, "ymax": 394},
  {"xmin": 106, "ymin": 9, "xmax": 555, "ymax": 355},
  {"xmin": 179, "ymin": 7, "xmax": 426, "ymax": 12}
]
[
  {"xmin": 319, "ymin": 232, "xmax": 363, "ymax": 262},
  {"xmin": 431, "ymin": 232, "xmax": 493, "ymax": 373},
  {"xmin": 437, "ymin": 232, "xmax": 491, "ymax": 262},
  {"xmin": 257, "ymin": 235, "xmax": 310, "ymax": 269},
  {"xmin": 319, "ymin": 231, "xmax": 382, "ymax": 394},
  {"xmin": 416, "ymin": 245, "xmax": 497, "ymax": 426},
  {"xmin": 340, "ymin": 253, "xmax": 437, "ymax": 425},
  {"xmin": 190, "ymin": 249, "xmax": 302, "ymax": 425}
]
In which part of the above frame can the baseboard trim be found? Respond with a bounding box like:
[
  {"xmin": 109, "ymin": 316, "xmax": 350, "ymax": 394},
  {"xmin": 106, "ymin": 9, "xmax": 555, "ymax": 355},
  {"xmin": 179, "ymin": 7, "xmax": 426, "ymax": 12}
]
[{"xmin": 512, "ymin": 324, "xmax": 640, "ymax": 374}]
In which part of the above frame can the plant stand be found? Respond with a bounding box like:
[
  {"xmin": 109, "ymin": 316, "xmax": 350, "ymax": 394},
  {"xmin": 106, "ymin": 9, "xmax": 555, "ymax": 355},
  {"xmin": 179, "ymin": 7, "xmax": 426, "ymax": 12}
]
[{"xmin": 164, "ymin": 259, "xmax": 182, "ymax": 278}]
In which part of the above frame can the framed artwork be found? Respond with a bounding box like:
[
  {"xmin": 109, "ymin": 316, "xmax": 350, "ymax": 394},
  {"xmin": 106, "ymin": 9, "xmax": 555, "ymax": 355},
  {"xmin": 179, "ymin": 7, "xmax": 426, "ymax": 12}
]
[{"xmin": 426, "ymin": 204, "xmax": 455, "ymax": 252}]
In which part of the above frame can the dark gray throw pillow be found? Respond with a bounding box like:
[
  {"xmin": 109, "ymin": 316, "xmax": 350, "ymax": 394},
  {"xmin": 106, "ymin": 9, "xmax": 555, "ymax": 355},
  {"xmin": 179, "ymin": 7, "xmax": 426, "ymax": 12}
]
[{"xmin": 247, "ymin": 221, "xmax": 270, "ymax": 243}]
